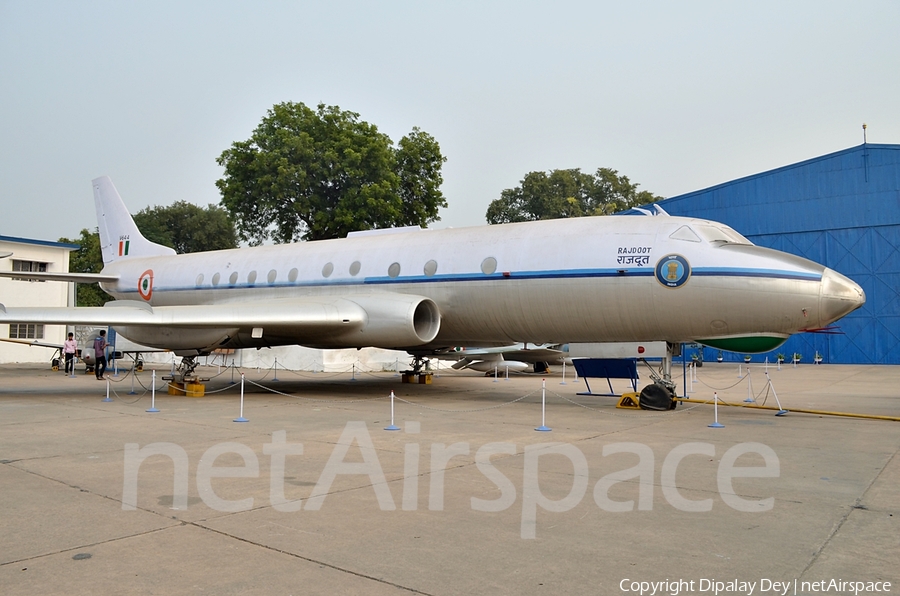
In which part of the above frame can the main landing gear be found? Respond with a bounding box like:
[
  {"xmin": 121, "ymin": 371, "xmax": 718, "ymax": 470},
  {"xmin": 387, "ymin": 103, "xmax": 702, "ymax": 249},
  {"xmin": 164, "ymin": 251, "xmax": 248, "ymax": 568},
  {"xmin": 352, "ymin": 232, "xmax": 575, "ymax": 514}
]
[
  {"xmin": 166, "ymin": 356, "xmax": 200, "ymax": 384},
  {"xmin": 400, "ymin": 354, "xmax": 434, "ymax": 385}
]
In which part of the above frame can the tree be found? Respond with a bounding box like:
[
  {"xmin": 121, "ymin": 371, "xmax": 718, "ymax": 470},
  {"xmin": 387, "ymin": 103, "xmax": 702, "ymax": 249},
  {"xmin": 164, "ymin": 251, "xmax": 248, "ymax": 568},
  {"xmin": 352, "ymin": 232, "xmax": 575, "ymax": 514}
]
[
  {"xmin": 60, "ymin": 228, "xmax": 110, "ymax": 307},
  {"xmin": 216, "ymin": 102, "xmax": 447, "ymax": 244},
  {"xmin": 485, "ymin": 167, "xmax": 663, "ymax": 224},
  {"xmin": 132, "ymin": 202, "xmax": 238, "ymax": 254}
]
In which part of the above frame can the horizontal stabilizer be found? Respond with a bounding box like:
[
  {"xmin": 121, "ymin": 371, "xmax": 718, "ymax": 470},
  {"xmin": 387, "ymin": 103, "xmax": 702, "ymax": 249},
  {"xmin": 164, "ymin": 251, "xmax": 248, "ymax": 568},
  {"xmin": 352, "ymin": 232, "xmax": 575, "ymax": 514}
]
[{"xmin": 0, "ymin": 270, "xmax": 119, "ymax": 284}]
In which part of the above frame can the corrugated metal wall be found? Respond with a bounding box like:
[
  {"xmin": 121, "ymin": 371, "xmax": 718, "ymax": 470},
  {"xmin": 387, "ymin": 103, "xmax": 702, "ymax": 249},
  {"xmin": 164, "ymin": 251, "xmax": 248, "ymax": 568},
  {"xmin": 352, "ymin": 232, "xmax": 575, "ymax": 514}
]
[{"xmin": 652, "ymin": 144, "xmax": 900, "ymax": 364}]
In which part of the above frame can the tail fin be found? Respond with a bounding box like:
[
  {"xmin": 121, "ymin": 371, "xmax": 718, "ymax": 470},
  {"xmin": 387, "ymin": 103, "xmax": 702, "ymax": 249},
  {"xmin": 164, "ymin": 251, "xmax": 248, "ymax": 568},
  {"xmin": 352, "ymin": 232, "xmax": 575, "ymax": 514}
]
[{"xmin": 92, "ymin": 176, "xmax": 176, "ymax": 264}]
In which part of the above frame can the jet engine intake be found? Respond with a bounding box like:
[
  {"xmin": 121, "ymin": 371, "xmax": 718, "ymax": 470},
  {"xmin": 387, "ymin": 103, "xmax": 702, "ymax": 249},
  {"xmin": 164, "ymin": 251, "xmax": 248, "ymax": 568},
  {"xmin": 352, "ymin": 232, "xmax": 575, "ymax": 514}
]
[{"xmin": 346, "ymin": 294, "xmax": 441, "ymax": 348}]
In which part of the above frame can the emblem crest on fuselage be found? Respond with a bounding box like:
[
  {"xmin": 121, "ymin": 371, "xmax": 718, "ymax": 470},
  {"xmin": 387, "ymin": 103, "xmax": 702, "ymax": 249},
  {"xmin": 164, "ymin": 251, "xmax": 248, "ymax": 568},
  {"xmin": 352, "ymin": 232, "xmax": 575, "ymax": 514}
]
[{"xmin": 655, "ymin": 254, "xmax": 690, "ymax": 288}]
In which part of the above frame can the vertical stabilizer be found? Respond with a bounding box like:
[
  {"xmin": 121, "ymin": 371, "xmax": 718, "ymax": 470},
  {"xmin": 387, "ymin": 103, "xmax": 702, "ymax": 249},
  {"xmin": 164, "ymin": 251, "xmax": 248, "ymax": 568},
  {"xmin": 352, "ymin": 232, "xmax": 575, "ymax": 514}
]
[{"xmin": 92, "ymin": 176, "xmax": 176, "ymax": 264}]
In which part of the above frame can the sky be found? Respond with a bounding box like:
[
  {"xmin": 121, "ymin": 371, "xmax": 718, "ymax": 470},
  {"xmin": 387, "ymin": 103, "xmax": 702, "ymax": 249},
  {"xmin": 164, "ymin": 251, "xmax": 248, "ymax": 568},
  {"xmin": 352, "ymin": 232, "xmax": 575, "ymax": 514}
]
[{"xmin": 1, "ymin": 1, "xmax": 898, "ymax": 243}]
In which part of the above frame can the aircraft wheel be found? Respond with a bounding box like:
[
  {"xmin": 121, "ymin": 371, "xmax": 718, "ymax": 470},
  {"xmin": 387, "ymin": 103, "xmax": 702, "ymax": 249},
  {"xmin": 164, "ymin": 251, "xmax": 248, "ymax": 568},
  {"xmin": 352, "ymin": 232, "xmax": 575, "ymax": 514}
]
[{"xmin": 639, "ymin": 383, "xmax": 676, "ymax": 411}]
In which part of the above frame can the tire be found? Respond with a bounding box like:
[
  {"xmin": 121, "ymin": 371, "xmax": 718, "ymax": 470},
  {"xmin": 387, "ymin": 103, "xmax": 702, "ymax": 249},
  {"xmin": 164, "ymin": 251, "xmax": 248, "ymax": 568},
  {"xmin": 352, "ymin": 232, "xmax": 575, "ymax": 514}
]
[{"xmin": 639, "ymin": 383, "xmax": 675, "ymax": 411}]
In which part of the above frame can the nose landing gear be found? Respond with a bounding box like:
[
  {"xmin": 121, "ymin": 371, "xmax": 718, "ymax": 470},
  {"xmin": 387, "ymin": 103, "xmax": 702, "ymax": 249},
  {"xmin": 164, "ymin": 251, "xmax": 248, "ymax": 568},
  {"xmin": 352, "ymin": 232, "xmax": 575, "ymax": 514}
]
[{"xmin": 638, "ymin": 342, "xmax": 679, "ymax": 410}]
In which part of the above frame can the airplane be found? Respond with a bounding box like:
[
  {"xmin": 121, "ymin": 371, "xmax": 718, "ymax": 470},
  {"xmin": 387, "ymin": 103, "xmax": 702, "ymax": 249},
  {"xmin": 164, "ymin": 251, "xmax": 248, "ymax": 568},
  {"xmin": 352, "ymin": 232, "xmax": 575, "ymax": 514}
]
[
  {"xmin": 0, "ymin": 329, "xmax": 166, "ymax": 373},
  {"xmin": 0, "ymin": 176, "xmax": 865, "ymax": 402},
  {"xmin": 434, "ymin": 344, "xmax": 565, "ymax": 374},
  {"xmin": 436, "ymin": 341, "xmax": 671, "ymax": 375}
]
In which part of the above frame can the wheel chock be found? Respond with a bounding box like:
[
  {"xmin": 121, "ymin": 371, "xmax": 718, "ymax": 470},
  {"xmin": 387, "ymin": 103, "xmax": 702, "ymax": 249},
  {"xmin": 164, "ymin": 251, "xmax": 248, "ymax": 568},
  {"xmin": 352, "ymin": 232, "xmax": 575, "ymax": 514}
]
[{"xmin": 617, "ymin": 392, "xmax": 641, "ymax": 409}]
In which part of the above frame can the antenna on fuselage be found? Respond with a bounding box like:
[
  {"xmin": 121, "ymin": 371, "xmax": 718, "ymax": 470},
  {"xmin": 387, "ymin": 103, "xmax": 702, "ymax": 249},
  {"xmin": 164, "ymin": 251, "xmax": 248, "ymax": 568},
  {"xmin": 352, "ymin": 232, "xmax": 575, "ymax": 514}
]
[{"xmin": 632, "ymin": 204, "xmax": 670, "ymax": 217}]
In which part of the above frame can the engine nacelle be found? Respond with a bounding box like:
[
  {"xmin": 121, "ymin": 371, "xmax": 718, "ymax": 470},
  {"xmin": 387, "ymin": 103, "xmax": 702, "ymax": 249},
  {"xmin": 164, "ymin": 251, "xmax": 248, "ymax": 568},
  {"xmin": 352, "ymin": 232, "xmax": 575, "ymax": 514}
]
[
  {"xmin": 337, "ymin": 294, "xmax": 441, "ymax": 349},
  {"xmin": 113, "ymin": 326, "xmax": 239, "ymax": 354}
]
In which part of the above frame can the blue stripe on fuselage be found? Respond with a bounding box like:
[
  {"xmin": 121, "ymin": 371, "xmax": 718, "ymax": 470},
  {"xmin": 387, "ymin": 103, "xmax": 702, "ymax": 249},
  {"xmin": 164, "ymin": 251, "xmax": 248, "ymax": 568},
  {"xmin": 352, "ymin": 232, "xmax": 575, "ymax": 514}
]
[{"xmin": 113, "ymin": 267, "xmax": 822, "ymax": 296}]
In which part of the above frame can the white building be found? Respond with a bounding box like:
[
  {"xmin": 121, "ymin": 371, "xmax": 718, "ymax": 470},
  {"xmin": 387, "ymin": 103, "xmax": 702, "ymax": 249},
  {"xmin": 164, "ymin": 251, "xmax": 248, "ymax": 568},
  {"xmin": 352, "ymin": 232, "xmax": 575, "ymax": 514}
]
[{"xmin": 0, "ymin": 235, "xmax": 77, "ymax": 364}]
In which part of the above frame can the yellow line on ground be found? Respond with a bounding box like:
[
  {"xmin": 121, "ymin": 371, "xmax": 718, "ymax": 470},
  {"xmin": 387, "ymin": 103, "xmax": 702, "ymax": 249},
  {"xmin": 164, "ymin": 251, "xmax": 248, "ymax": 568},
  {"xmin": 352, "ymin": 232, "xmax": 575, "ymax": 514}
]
[{"xmin": 675, "ymin": 398, "xmax": 900, "ymax": 422}]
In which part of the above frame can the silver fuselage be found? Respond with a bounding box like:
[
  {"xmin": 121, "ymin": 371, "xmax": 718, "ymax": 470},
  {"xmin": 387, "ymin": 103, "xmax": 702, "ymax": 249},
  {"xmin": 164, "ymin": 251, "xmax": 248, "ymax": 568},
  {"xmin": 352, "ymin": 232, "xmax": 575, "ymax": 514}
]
[{"xmin": 97, "ymin": 215, "xmax": 864, "ymax": 353}]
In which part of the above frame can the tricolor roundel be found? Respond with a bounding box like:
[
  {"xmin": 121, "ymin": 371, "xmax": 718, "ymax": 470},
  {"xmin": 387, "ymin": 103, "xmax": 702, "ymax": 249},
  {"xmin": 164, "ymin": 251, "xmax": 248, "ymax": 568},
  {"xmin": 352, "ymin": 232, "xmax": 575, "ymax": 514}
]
[{"xmin": 138, "ymin": 269, "xmax": 154, "ymax": 301}]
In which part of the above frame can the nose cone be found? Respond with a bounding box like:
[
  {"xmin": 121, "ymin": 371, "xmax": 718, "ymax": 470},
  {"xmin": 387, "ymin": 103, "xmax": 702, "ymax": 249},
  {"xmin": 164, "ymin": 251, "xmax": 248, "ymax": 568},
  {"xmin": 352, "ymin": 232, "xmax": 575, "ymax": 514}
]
[{"xmin": 819, "ymin": 268, "xmax": 865, "ymax": 326}]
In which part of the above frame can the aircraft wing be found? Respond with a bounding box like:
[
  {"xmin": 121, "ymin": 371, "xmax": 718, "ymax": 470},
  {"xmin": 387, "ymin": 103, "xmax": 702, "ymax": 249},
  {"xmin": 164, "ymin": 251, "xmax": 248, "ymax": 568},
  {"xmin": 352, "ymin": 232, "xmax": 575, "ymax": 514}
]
[
  {"xmin": 0, "ymin": 271, "xmax": 120, "ymax": 284},
  {"xmin": 0, "ymin": 293, "xmax": 440, "ymax": 351},
  {"xmin": 0, "ymin": 299, "xmax": 352, "ymax": 327},
  {"xmin": 0, "ymin": 337, "xmax": 63, "ymax": 350}
]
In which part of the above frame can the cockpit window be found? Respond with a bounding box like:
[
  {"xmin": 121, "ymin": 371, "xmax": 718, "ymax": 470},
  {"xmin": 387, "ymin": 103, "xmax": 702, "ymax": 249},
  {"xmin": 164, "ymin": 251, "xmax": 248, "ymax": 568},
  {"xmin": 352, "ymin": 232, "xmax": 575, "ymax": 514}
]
[
  {"xmin": 669, "ymin": 225, "xmax": 702, "ymax": 242},
  {"xmin": 696, "ymin": 225, "xmax": 751, "ymax": 244}
]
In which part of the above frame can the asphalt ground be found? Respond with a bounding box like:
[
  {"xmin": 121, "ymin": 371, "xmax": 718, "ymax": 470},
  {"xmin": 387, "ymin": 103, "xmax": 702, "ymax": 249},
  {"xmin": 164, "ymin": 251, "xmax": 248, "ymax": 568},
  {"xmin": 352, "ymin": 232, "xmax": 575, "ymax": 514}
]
[{"xmin": 0, "ymin": 361, "xmax": 897, "ymax": 595}]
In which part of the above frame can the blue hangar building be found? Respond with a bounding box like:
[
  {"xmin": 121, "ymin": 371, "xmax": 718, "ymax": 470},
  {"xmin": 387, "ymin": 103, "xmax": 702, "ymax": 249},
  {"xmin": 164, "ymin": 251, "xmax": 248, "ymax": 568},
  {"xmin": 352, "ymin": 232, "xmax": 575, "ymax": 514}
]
[{"xmin": 647, "ymin": 143, "xmax": 900, "ymax": 365}]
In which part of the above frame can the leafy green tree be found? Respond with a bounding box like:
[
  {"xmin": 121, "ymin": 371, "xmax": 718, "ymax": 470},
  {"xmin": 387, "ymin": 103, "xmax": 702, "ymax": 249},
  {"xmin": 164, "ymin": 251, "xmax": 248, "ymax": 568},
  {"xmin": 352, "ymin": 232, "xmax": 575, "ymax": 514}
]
[
  {"xmin": 395, "ymin": 127, "xmax": 445, "ymax": 226},
  {"xmin": 60, "ymin": 228, "xmax": 110, "ymax": 307},
  {"xmin": 216, "ymin": 102, "xmax": 447, "ymax": 244},
  {"xmin": 485, "ymin": 167, "xmax": 663, "ymax": 224},
  {"xmin": 132, "ymin": 202, "xmax": 238, "ymax": 254}
]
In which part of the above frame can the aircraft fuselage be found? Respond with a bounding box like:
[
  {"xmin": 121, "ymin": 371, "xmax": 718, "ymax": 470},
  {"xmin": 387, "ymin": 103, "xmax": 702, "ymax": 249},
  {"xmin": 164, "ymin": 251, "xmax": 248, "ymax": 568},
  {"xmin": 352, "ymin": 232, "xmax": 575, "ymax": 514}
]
[{"xmin": 97, "ymin": 215, "xmax": 864, "ymax": 354}]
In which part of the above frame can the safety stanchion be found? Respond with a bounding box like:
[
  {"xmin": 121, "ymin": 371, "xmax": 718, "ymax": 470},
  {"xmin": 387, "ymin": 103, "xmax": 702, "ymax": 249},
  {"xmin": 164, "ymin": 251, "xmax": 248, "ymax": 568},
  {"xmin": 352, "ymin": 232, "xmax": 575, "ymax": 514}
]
[
  {"xmin": 738, "ymin": 363, "xmax": 743, "ymax": 378},
  {"xmin": 69, "ymin": 356, "xmax": 77, "ymax": 379},
  {"xmin": 385, "ymin": 391, "xmax": 400, "ymax": 431},
  {"xmin": 560, "ymin": 361, "xmax": 567, "ymax": 385},
  {"xmin": 234, "ymin": 373, "xmax": 249, "ymax": 423},
  {"xmin": 273, "ymin": 357, "xmax": 279, "ymax": 381},
  {"xmin": 708, "ymin": 392, "xmax": 724, "ymax": 428},
  {"xmin": 766, "ymin": 372, "xmax": 789, "ymax": 416},
  {"xmin": 129, "ymin": 360, "xmax": 138, "ymax": 394},
  {"xmin": 146, "ymin": 370, "xmax": 159, "ymax": 412},
  {"xmin": 394, "ymin": 357, "xmax": 400, "ymax": 377},
  {"xmin": 504, "ymin": 365, "xmax": 510, "ymax": 381},
  {"xmin": 535, "ymin": 379, "xmax": 551, "ymax": 432},
  {"xmin": 230, "ymin": 361, "xmax": 236, "ymax": 385},
  {"xmin": 744, "ymin": 367, "xmax": 755, "ymax": 403},
  {"xmin": 102, "ymin": 377, "xmax": 113, "ymax": 402},
  {"xmin": 351, "ymin": 363, "xmax": 357, "ymax": 381},
  {"xmin": 493, "ymin": 365, "xmax": 499, "ymax": 383}
]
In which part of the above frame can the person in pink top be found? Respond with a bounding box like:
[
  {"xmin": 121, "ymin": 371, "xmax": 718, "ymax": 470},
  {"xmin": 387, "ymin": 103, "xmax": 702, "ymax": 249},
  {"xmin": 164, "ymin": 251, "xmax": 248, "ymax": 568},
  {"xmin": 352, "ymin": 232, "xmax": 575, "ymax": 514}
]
[{"xmin": 63, "ymin": 332, "xmax": 77, "ymax": 375}]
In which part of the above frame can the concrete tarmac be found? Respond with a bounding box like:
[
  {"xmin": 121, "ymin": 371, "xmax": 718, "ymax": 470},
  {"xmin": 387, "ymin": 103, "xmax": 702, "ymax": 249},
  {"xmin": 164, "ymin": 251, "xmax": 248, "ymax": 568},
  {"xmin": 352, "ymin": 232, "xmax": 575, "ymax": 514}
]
[{"xmin": 0, "ymin": 361, "xmax": 897, "ymax": 595}]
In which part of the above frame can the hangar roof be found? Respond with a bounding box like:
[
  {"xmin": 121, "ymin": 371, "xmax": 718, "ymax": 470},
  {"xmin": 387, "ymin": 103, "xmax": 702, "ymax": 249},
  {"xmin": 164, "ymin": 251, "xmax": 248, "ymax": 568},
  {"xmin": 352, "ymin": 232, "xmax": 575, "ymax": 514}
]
[{"xmin": 650, "ymin": 143, "xmax": 900, "ymax": 236}]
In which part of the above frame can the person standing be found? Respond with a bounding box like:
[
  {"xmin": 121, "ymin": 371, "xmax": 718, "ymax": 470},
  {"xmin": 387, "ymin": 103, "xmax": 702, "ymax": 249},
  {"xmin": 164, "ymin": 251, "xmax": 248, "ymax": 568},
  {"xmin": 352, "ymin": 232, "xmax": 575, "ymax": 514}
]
[
  {"xmin": 93, "ymin": 330, "xmax": 108, "ymax": 380},
  {"xmin": 64, "ymin": 332, "xmax": 78, "ymax": 375}
]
